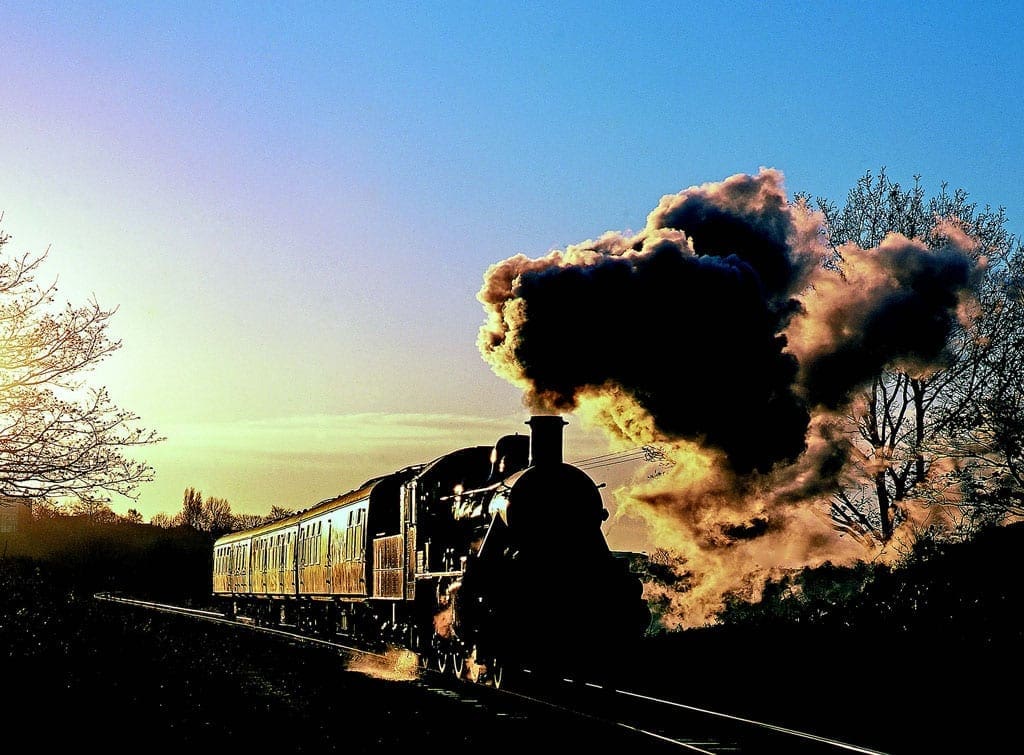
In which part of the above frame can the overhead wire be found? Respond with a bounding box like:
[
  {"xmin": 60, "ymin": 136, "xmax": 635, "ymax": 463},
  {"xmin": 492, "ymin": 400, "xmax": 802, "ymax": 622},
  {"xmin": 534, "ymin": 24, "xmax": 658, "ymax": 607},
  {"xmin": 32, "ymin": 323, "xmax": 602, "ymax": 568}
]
[{"xmin": 570, "ymin": 447, "xmax": 670, "ymax": 470}]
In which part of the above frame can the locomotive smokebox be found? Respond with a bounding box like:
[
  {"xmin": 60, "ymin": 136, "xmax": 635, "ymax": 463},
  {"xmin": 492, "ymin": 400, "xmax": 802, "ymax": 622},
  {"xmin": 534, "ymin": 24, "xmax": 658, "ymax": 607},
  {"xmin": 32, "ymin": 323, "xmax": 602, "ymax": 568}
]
[{"xmin": 526, "ymin": 415, "xmax": 567, "ymax": 466}]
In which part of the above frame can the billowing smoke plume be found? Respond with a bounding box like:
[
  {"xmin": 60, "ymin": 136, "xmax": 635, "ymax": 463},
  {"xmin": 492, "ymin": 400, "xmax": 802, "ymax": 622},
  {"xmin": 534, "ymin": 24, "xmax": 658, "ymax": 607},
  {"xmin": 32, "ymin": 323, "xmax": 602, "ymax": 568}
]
[
  {"xmin": 788, "ymin": 221, "xmax": 981, "ymax": 408},
  {"xmin": 479, "ymin": 171, "xmax": 822, "ymax": 475},
  {"xmin": 477, "ymin": 169, "xmax": 984, "ymax": 626}
]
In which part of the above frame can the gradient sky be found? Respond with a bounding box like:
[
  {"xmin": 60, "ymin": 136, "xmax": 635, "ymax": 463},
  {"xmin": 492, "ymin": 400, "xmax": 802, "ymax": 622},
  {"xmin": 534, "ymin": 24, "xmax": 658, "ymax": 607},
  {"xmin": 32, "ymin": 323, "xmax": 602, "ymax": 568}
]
[{"xmin": 3, "ymin": 1, "xmax": 1022, "ymax": 548}]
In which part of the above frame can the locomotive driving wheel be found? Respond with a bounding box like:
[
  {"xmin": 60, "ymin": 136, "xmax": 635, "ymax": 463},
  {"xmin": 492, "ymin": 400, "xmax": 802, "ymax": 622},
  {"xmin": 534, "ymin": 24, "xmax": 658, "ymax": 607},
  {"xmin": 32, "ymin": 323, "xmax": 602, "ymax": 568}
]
[
  {"xmin": 489, "ymin": 659, "xmax": 505, "ymax": 689},
  {"xmin": 410, "ymin": 627, "xmax": 430, "ymax": 669},
  {"xmin": 464, "ymin": 646, "xmax": 483, "ymax": 683},
  {"xmin": 465, "ymin": 646, "xmax": 504, "ymax": 688}
]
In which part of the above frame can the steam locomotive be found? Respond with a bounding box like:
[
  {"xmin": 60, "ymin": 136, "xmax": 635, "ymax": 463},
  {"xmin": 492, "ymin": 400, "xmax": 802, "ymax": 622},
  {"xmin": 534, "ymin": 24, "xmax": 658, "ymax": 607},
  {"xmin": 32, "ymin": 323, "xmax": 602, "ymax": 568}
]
[{"xmin": 212, "ymin": 416, "xmax": 651, "ymax": 685}]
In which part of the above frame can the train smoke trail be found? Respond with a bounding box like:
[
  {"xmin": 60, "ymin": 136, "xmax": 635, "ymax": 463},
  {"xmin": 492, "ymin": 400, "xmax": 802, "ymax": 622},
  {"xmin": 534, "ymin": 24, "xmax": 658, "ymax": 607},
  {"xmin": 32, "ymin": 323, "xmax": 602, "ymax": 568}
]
[
  {"xmin": 479, "ymin": 170, "xmax": 822, "ymax": 475},
  {"xmin": 788, "ymin": 220, "xmax": 981, "ymax": 408},
  {"xmin": 478, "ymin": 169, "xmax": 983, "ymax": 627}
]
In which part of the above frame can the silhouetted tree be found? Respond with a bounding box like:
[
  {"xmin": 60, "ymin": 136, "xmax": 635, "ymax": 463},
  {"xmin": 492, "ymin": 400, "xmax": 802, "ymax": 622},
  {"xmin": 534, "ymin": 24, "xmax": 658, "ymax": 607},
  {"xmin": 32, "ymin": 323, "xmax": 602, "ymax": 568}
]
[
  {"xmin": 0, "ymin": 221, "xmax": 161, "ymax": 508},
  {"xmin": 176, "ymin": 487, "xmax": 205, "ymax": 530},
  {"xmin": 204, "ymin": 496, "xmax": 234, "ymax": 536},
  {"xmin": 232, "ymin": 512, "xmax": 264, "ymax": 530},
  {"xmin": 173, "ymin": 487, "xmax": 240, "ymax": 535},
  {"xmin": 149, "ymin": 512, "xmax": 174, "ymax": 528},
  {"xmin": 30, "ymin": 499, "xmax": 65, "ymax": 520},
  {"xmin": 930, "ymin": 239, "xmax": 1024, "ymax": 522},
  {"xmin": 122, "ymin": 508, "xmax": 144, "ymax": 524},
  {"xmin": 69, "ymin": 499, "xmax": 119, "ymax": 523},
  {"xmin": 220, "ymin": 506, "xmax": 298, "ymax": 533},
  {"xmin": 806, "ymin": 170, "xmax": 1021, "ymax": 542},
  {"xmin": 264, "ymin": 505, "xmax": 295, "ymax": 523}
]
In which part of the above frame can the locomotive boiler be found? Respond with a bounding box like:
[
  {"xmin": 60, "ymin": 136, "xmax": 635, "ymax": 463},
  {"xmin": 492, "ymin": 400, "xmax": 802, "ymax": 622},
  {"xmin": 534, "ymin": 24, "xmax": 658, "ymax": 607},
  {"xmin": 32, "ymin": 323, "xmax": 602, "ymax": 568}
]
[{"xmin": 212, "ymin": 415, "xmax": 650, "ymax": 685}]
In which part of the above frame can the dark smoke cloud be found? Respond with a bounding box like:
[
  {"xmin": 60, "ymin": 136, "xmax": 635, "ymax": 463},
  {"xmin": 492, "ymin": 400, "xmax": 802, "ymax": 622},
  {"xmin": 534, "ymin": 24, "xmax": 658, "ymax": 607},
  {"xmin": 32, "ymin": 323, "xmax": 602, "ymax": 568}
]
[
  {"xmin": 478, "ymin": 170, "xmax": 983, "ymax": 478},
  {"xmin": 512, "ymin": 241, "xmax": 808, "ymax": 474},
  {"xmin": 646, "ymin": 170, "xmax": 816, "ymax": 309},
  {"xmin": 480, "ymin": 169, "xmax": 821, "ymax": 474}
]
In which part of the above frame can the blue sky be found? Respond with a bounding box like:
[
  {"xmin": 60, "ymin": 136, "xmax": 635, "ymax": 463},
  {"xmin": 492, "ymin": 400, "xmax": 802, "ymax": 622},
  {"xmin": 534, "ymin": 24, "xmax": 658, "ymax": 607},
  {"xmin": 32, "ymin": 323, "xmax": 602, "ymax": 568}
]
[{"xmin": 2, "ymin": 1, "xmax": 1021, "ymax": 537}]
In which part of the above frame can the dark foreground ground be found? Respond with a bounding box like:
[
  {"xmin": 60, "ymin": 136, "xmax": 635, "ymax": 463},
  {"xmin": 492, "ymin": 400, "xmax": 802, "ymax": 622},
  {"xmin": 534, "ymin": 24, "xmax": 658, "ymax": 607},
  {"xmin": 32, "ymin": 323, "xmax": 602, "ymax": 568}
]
[
  {"xmin": 4, "ymin": 550, "xmax": 1020, "ymax": 754},
  {"xmin": 3, "ymin": 601, "xmax": 668, "ymax": 752}
]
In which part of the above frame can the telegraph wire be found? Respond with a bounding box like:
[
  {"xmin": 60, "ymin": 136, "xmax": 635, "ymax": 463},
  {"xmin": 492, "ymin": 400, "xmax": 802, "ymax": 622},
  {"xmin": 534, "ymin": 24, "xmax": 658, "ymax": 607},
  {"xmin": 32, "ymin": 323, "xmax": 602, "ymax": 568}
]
[{"xmin": 570, "ymin": 446, "xmax": 673, "ymax": 471}]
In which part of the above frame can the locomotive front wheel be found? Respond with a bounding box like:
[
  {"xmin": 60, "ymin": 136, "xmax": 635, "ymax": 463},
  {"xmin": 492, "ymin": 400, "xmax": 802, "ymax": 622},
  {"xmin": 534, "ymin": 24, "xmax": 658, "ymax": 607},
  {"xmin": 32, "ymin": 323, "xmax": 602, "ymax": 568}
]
[{"xmin": 490, "ymin": 661, "xmax": 504, "ymax": 689}]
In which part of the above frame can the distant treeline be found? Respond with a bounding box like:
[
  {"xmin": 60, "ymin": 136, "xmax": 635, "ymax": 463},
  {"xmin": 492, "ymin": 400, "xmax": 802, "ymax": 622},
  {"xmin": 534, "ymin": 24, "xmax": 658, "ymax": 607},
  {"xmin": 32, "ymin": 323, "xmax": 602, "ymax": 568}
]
[
  {"xmin": 2, "ymin": 515, "xmax": 213, "ymax": 604},
  {"xmin": 7, "ymin": 503, "xmax": 1024, "ymax": 648}
]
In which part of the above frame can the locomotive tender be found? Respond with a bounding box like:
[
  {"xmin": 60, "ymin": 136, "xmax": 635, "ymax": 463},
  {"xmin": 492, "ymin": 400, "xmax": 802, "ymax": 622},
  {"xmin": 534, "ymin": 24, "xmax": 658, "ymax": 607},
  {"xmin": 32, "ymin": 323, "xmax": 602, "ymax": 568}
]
[{"xmin": 212, "ymin": 415, "xmax": 650, "ymax": 684}]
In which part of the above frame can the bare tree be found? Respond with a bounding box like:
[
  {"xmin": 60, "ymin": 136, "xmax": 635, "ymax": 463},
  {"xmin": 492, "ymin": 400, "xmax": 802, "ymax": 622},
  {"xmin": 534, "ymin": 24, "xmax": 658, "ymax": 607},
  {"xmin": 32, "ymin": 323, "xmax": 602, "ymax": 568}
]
[
  {"xmin": 173, "ymin": 487, "xmax": 239, "ymax": 535},
  {"xmin": 0, "ymin": 223, "xmax": 160, "ymax": 506},
  {"xmin": 69, "ymin": 499, "xmax": 120, "ymax": 523},
  {"xmin": 232, "ymin": 512, "xmax": 264, "ymax": 530},
  {"xmin": 264, "ymin": 504, "xmax": 295, "ymax": 523},
  {"xmin": 929, "ymin": 240, "xmax": 1024, "ymax": 523},
  {"xmin": 808, "ymin": 170, "xmax": 1019, "ymax": 542},
  {"xmin": 122, "ymin": 508, "xmax": 144, "ymax": 524},
  {"xmin": 203, "ymin": 495, "xmax": 234, "ymax": 536},
  {"xmin": 29, "ymin": 498, "xmax": 64, "ymax": 520},
  {"xmin": 149, "ymin": 512, "xmax": 174, "ymax": 528},
  {"xmin": 176, "ymin": 487, "xmax": 205, "ymax": 530}
]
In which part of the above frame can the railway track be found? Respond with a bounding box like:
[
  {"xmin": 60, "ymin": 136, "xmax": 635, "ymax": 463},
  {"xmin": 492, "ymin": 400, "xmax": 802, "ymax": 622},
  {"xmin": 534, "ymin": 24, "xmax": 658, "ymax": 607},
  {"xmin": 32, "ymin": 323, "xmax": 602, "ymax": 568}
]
[
  {"xmin": 495, "ymin": 669, "xmax": 890, "ymax": 754},
  {"xmin": 95, "ymin": 593, "xmax": 891, "ymax": 754}
]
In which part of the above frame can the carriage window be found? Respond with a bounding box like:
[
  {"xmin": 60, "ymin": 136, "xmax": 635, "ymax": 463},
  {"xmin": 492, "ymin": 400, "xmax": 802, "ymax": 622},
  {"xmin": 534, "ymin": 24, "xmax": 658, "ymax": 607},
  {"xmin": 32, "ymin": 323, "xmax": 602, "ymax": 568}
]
[{"xmin": 355, "ymin": 509, "xmax": 364, "ymax": 560}]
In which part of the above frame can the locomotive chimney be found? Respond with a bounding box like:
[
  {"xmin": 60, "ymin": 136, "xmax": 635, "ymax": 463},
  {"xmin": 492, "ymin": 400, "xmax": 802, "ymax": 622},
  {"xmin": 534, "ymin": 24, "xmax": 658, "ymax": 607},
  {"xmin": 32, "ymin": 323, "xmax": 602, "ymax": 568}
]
[{"xmin": 526, "ymin": 415, "xmax": 567, "ymax": 466}]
